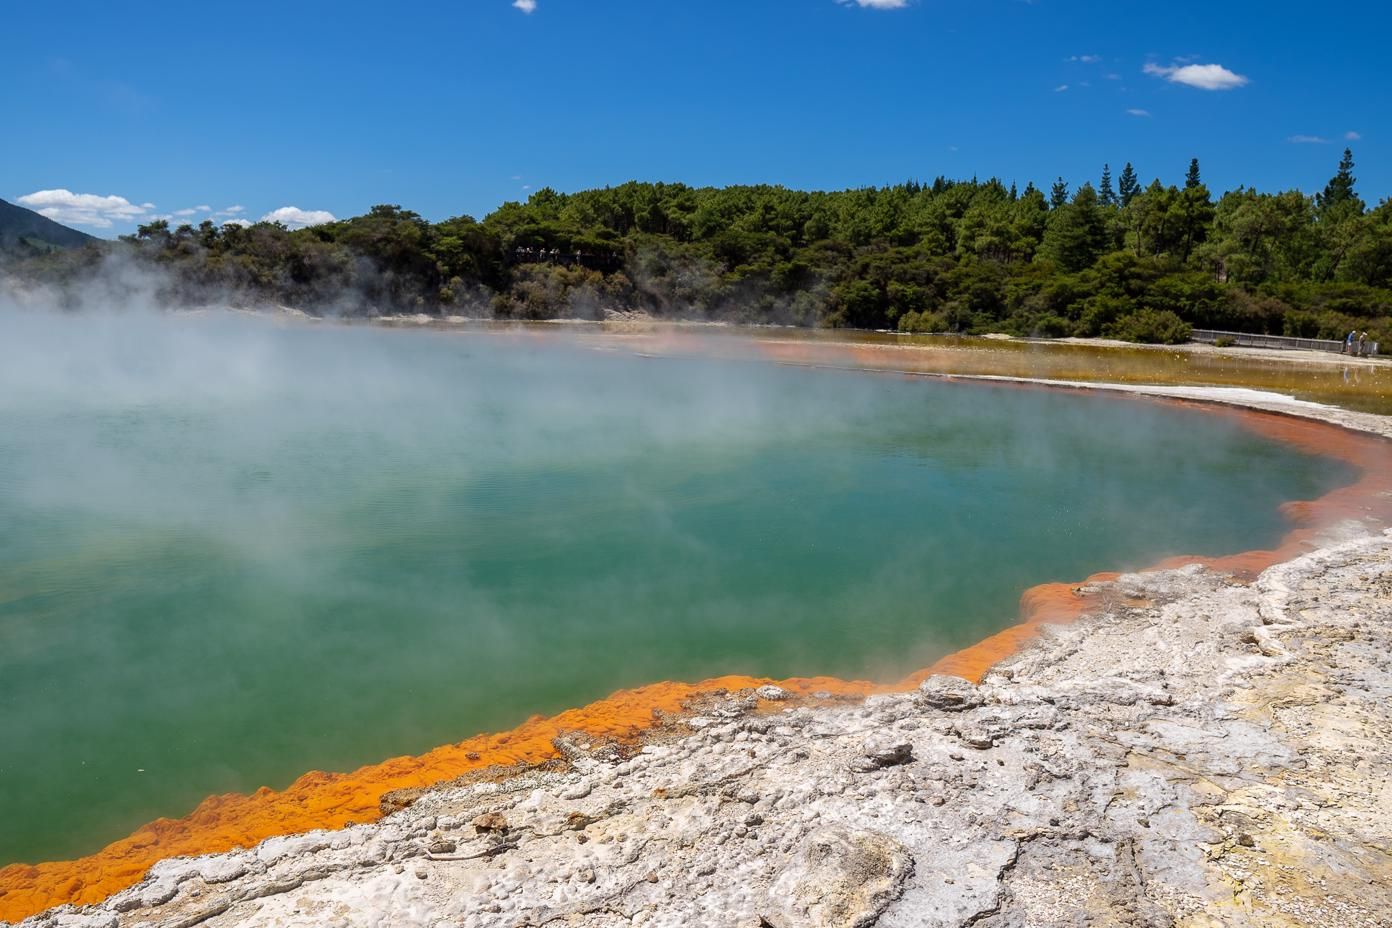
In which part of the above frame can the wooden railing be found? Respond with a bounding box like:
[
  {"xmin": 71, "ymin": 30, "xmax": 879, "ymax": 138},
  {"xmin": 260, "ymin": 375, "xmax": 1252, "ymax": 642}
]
[{"xmin": 1191, "ymin": 329, "xmax": 1379, "ymax": 357}]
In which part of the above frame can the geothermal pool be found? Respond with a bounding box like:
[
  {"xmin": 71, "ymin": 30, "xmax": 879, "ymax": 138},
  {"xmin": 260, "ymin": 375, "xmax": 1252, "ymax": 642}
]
[{"xmin": 0, "ymin": 313, "xmax": 1353, "ymax": 866}]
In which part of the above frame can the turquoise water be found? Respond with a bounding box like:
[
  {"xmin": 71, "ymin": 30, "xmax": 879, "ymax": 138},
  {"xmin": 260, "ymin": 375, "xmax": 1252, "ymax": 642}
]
[{"xmin": 0, "ymin": 314, "xmax": 1351, "ymax": 865}]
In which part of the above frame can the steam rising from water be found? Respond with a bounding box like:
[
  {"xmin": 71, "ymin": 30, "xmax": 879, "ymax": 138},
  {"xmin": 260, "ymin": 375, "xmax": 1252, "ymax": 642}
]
[{"xmin": 0, "ymin": 298, "xmax": 1349, "ymax": 865}]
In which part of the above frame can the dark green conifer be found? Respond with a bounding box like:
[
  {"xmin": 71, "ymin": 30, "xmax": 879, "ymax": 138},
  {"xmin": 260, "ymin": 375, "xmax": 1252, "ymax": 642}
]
[
  {"xmin": 1118, "ymin": 163, "xmax": 1140, "ymax": 207},
  {"xmin": 1185, "ymin": 158, "xmax": 1202, "ymax": 190},
  {"xmin": 1098, "ymin": 164, "xmax": 1117, "ymax": 207},
  {"xmin": 1316, "ymin": 148, "xmax": 1364, "ymax": 214},
  {"xmin": 1050, "ymin": 177, "xmax": 1069, "ymax": 209}
]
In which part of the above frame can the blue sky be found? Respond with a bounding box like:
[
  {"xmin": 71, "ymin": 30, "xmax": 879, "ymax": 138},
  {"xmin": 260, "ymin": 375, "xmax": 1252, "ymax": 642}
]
[{"xmin": 3, "ymin": 0, "xmax": 1386, "ymax": 235}]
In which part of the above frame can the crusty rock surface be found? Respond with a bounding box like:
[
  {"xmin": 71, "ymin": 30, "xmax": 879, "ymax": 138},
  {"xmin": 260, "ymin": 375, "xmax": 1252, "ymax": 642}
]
[
  {"xmin": 19, "ymin": 521, "xmax": 1392, "ymax": 928},
  {"xmin": 14, "ymin": 384, "xmax": 1392, "ymax": 928}
]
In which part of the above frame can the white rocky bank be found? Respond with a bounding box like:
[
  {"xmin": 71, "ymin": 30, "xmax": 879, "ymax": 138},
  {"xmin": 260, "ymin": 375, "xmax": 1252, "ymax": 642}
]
[{"xmin": 18, "ymin": 388, "xmax": 1392, "ymax": 928}]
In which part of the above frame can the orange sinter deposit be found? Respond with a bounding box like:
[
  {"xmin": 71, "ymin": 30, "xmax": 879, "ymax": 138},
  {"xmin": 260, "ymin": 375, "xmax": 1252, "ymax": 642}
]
[
  {"xmin": 901, "ymin": 397, "xmax": 1392, "ymax": 685},
  {"xmin": 1156, "ymin": 400, "xmax": 1392, "ymax": 576},
  {"xmin": 2, "ymin": 391, "xmax": 1389, "ymax": 924},
  {"xmin": 0, "ymin": 675, "xmax": 884, "ymax": 922}
]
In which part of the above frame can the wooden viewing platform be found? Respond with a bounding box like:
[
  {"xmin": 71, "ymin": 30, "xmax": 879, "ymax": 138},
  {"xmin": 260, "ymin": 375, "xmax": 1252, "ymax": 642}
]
[{"xmin": 1191, "ymin": 329, "xmax": 1380, "ymax": 357}]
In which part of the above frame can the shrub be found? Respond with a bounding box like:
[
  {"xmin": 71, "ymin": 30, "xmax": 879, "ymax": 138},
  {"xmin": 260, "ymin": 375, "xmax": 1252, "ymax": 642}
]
[
  {"xmin": 1029, "ymin": 314, "xmax": 1073, "ymax": 338},
  {"xmin": 1107, "ymin": 309, "xmax": 1193, "ymax": 345},
  {"xmin": 898, "ymin": 310, "xmax": 948, "ymax": 334},
  {"xmin": 1074, "ymin": 295, "xmax": 1128, "ymax": 337}
]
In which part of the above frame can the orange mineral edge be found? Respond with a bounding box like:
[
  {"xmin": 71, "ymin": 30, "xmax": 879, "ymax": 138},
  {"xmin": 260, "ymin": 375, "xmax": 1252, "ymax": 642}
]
[{"xmin": 2, "ymin": 389, "xmax": 1389, "ymax": 924}]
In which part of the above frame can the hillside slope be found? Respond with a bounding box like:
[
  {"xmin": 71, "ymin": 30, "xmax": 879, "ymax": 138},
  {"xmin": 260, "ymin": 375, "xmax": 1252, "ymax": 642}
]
[{"xmin": 0, "ymin": 198, "xmax": 95, "ymax": 253}]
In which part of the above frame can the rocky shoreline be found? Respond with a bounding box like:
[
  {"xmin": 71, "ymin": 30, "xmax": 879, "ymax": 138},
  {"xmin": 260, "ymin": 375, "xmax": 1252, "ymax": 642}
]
[{"xmin": 8, "ymin": 386, "xmax": 1392, "ymax": 928}]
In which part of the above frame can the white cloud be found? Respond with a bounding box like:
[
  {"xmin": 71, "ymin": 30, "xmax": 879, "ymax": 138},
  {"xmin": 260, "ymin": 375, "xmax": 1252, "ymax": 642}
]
[
  {"xmin": 1054, "ymin": 84, "xmax": 1069, "ymax": 92},
  {"xmin": 512, "ymin": 0, "xmax": 537, "ymax": 12},
  {"xmin": 195, "ymin": 204, "xmax": 211, "ymax": 211},
  {"xmin": 1345, "ymin": 130, "xmax": 1362, "ymax": 141},
  {"xmin": 1068, "ymin": 54, "xmax": 1101, "ymax": 63},
  {"xmin": 260, "ymin": 206, "xmax": 337, "ymax": 229},
  {"xmin": 15, "ymin": 188, "xmax": 154, "ymax": 229},
  {"xmin": 1287, "ymin": 134, "xmax": 1329, "ymax": 144},
  {"xmin": 173, "ymin": 208, "xmax": 199, "ymax": 217},
  {"xmin": 221, "ymin": 218, "xmax": 252, "ymax": 228},
  {"xmin": 1143, "ymin": 61, "xmax": 1248, "ymax": 91},
  {"xmin": 837, "ymin": 0, "xmax": 909, "ymax": 8},
  {"xmin": 1127, "ymin": 108, "xmax": 1151, "ymax": 117},
  {"xmin": 218, "ymin": 205, "xmax": 245, "ymax": 216}
]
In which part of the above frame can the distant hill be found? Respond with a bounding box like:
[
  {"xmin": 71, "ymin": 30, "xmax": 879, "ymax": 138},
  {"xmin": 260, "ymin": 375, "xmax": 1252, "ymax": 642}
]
[{"xmin": 0, "ymin": 197, "xmax": 95, "ymax": 254}]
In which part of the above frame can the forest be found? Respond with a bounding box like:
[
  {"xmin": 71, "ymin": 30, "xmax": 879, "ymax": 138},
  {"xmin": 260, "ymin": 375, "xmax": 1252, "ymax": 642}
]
[{"xmin": 8, "ymin": 150, "xmax": 1391, "ymax": 345}]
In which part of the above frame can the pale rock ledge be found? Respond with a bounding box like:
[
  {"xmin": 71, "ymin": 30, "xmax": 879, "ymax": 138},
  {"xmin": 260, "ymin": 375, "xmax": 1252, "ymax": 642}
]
[{"xmin": 18, "ymin": 525, "xmax": 1392, "ymax": 928}]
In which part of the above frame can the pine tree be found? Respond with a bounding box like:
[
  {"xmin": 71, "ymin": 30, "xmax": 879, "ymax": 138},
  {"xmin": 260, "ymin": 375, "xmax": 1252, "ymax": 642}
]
[
  {"xmin": 1178, "ymin": 172, "xmax": 1214, "ymax": 263},
  {"xmin": 1050, "ymin": 177, "xmax": 1069, "ymax": 209},
  {"xmin": 1098, "ymin": 164, "xmax": 1117, "ymax": 207},
  {"xmin": 1009, "ymin": 181, "xmax": 1018, "ymax": 201},
  {"xmin": 1118, "ymin": 163, "xmax": 1140, "ymax": 207},
  {"xmin": 1041, "ymin": 183, "xmax": 1107, "ymax": 272},
  {"xmin": 1317, "ymin": 148, "xmax": 1364, "ymax": 215},
  {"xmin": 1185, "ymin": 158, "xmax": 1202, "ymax": 190}
]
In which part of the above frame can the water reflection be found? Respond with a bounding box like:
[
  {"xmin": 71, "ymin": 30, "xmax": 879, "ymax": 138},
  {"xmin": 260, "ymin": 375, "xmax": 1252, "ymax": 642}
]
[{"xmin": 406, "ymin": 322, "xmax": 1392, "ymax": 415}]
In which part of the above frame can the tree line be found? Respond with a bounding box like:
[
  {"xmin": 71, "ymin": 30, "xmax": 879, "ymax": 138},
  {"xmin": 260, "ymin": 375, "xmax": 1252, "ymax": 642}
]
[{"xmin": 9, "ymin": 149, "xmax": 1391, "ymax": 345}]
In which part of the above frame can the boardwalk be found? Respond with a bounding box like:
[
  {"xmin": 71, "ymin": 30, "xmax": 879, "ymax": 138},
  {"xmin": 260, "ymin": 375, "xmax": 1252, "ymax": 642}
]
[{"xmin": 1191, "ymin": 328, "xmax": 1379, "ymax": 357}]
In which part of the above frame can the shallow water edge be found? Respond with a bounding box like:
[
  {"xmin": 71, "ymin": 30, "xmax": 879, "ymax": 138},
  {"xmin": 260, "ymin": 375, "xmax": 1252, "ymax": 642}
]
[{"xmin": 2, "ymin": 369, "xmax": 1389, "ymax": 924}]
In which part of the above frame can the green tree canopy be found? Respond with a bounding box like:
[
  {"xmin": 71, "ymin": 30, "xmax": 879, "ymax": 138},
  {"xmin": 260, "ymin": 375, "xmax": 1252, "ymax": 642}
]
[
  {"xmin": 1049, "ymin": 178, "xmax": 1070, "ymax": 209},
  {"xmin": 1099, "ymin": 165, "xmax": 1117, "ymax": 208},
  {"xmin": 1317, "ymin": 148, "xmax": 1365, "ymax": 218},
  {"xmin": 13, "ymin": 166, "xmax": 1392, "ymax": 348},
  {"xmin": 1118, "ymin": 163, "xmax": 1140, "ymax": 207}
]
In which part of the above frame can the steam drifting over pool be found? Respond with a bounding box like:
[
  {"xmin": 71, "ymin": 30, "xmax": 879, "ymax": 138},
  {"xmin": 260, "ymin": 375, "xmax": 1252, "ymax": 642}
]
[{"xmin": 0, "ymin": 307, "xmax": 1352, "ymax": 868}]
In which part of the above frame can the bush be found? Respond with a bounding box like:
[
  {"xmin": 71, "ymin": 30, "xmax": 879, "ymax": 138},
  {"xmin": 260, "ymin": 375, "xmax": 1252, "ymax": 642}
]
[
  {"xmin": 1028, "ymin": 314, "xmax": 1072, "ymax": 338},
  {"xmin": 898, "ymin": 310, "xmax": 947, "ymax": 334},
  {"xmin": 1074, "ymin": 295, "xmax": 1127, "ymax": 337},
  {"xmin": 1107, "ymin": 309, "xmax": 1193, "ymax": 345},
  {"xmin": 1214, "ymin": 335, "xmax": 1236, "ymax": 347}
]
